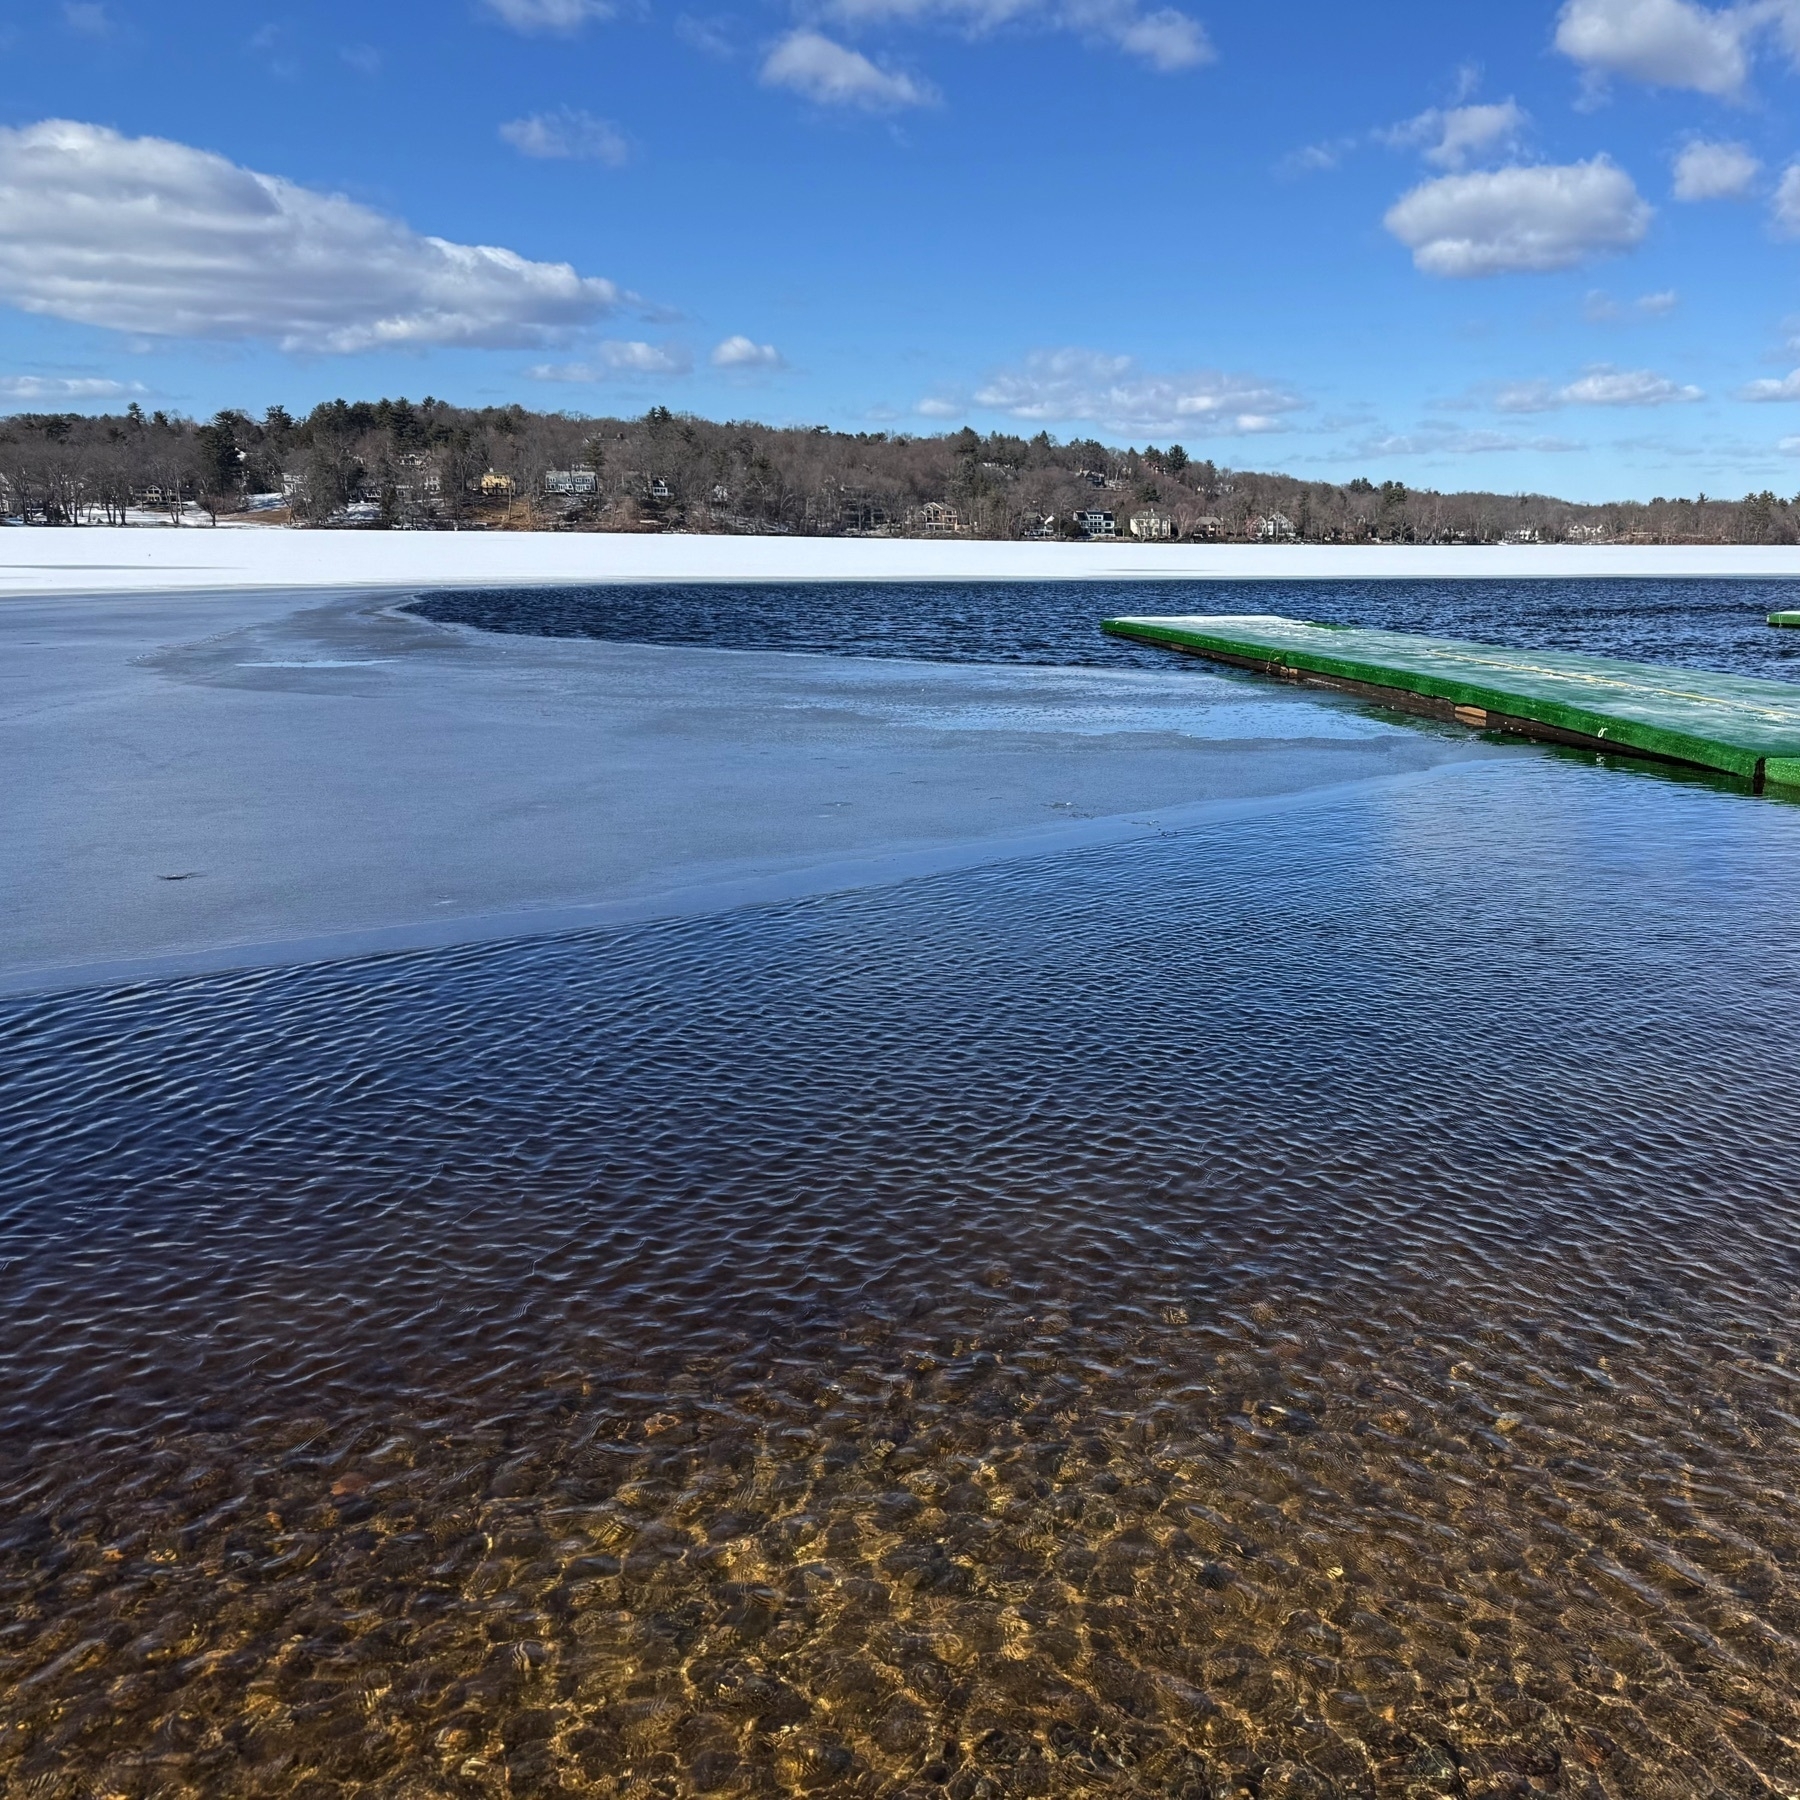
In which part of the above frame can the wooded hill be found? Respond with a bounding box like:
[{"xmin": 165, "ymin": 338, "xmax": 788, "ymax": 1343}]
[{"xmin": 4, "ymin": 397, "xmax": 1796, "ymax": 545}]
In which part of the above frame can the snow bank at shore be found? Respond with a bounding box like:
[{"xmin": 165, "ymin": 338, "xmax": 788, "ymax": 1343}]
[{"xmin": 4, "ymin": 526, "xmax": 1800, "ymax": 596}]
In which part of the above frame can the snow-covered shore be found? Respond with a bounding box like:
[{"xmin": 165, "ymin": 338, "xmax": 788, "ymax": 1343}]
[{"xmin": 4, "ymin": 526, "xmax": 1800, "ymax": 597}]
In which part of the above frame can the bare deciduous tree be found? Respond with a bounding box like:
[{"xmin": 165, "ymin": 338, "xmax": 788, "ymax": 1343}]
[{"xmin": 2, "ymin": 398, "xmax": 1795, "ymax": 546}]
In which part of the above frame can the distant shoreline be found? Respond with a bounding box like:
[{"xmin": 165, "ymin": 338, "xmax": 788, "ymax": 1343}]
[{"xmin": 3, "ymin": 527, "xmax": 1800, "ymax": 597}]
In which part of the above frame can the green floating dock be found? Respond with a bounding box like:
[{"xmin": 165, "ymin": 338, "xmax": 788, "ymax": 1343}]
[
  {"xmin": 1771, "ymin": 610, "xmax": 1800, "ymax": 629},
  {"xmin": 1103, "ymin": 613, "xmax": 1800, "ymax": 791}
]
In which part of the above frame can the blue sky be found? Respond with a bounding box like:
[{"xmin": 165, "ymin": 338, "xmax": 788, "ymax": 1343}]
[{"xmin": 6, "ymin": 0, "xmax": 1800, "ymax": 499}]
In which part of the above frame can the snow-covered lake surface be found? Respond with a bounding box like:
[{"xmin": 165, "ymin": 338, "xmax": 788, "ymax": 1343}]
[
  {"xmin": 0, "ymin": 582, "xmax": 1496, "ymax": 991},
  {"xmin": 5, "ymin": 524, "xmax": 1800, "ymax": 594}
]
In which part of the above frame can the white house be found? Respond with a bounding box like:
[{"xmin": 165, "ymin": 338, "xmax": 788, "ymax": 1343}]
[{"xmin": 543, "ymin": 467, "xmax": 598, "ymax": 496}]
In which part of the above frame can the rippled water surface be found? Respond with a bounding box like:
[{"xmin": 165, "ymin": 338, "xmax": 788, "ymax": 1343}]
[
  {"xmin": 409, "ymin": 578, "xmax": 1800, "ymax": 682},
  {"xmin": 6, "ymin": 753, "xmax": 1800, "ymax": 1798}
]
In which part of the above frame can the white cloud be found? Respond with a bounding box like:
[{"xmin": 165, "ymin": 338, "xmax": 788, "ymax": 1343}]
[
  {"xmin": 528, "ymin": 340, "xmax": 692, "ymax": 379},
  {"xmin": 969, "ymin": 347, "xmax": 1302, "ymax": 435},
  {"xmin": 1496, "ymin": 365, "xmax": 1703, "ymax": 410},
  {"xmin": 1430, "ymin": 101, "xmax": 1528, "ymax": 170},
  {"xmin": 1768, "ymin": 0, "xmax": 1800, "ymax": 60},
  {"xmin": 916, "ymin": 397, "xmax": 962, "ymax": 417},
  {"xmin": 0, "ymin": 374, "xmax": 143, "ymax": 401},
  {"xmin": 1385, "ymin": 158, "xmax": 1651, "ymax": 277},
  {"xmin": 1355, "ymin": 426, "xmax": 1585, "ymax": 456},
  {"xmin": 677, "ymin": 14, "xmax": 737, "ymax": 55},
  {"xmin": 1673, "ymin": 138, "xmax": 1760, "ymax": 201},
  {"xmin": 1383, "ymin": 101, "xmax": 1529, "ymax": 171},
  {"xmin": 1297, "ymin": 97, "xmax": 1524, "ymax": 181},
  {"xmin": 1773, "ymin": 162, "xmax": 1800, "ymax": 234},
  {"xmin": 711, "ymin": 334, "xmax": 784, "ymax": 367},
  {"xmin": 1280, "ymin": 138, "xmax": 1355, "ymax": 177},
  {"xmin": 1740, "ymin": 367, "xmax": 1800, "ymax": 398},
  {"xmin": 500, "ymin": 109, "xmax": 630, "ymax": 165},
  {"xmin": 1584, "ymin": 286, "xmax": 1680, "ymax": 318},
  {"xmin": 819, "ymin": 0, "xmax": 1212, "ymax": 70},
  {"xmin": 1553, "ymin": 0, "xmax": 1750, "ymax": 95},
  {"xmin": 1098, "ymin": 3, "xmax": 1213, "ymax": 70},
  {"xmin": 0, "ymin": 120, "xmax": 625, "ymax": 353},
  {"xmin": 761, "ymin": 30, "xmax": 935, "ymax": 107},
  {"xmin": 483, "ymin": 0, "xmax": 612, "ymax": 32},
  {"xmin": 1559, "ymin": 366, "xmax": 1702, "ymax": 403}
]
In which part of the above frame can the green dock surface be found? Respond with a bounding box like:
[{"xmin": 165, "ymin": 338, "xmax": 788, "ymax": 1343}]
[
  {"xmin": 1103, "ymin": 613, "xmax": 1800, "ymax": 787},
  {"xmin": 1771, "ymin": 610, "xmax": 1800, "ymax": 628}
]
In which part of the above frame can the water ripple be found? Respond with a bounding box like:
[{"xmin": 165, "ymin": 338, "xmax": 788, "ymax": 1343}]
[
  {"xmin": 2, "ymin": 758, "xmax": 1799, "ymax": 1796},
  {"xmin": 408, "ymin": 576, "xmax": 1800, "ymax": 682}
]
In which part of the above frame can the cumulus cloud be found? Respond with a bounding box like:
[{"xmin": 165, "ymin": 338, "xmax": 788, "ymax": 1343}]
[
  {"xmin": 1292, "ymin": 96, "xmax": 1523, "ymax": 180},
  {"xmin": 969, "ymin": 347, "xmax": 1302, "ymax": 435},
  {"xmin": 1673, "ymin": 138, "xmax": 1760, "ymax": 200},
  {"xmin": 1382, "ymin": 101, "xmax": 1529, "ymax": 171},
  {"xmin": 916, "ymin": 397, "xmax": 962, "ymax": 417},
  {"xmin": 0, "ymin": 374, "xmax": 142, "ymax": 400},
  {"xmin": 1385, "ymin": 158, "xmax": 1651, "ymax": 277},
  {"xmin": 1553, "ymin": 0, "xmax": 1749, "ymax": 95},
  {"xmin": 711, "ymin": 335, "xmax": 784, "ymax": 367},
  {"xmin": 528, "ymin": 340, "xmax": 692, "ymax": 379},
  {"xmin": 499, "ymin": 110, "xmax": 630, "ymax": 165},
  {"xmin": 1108, "ymin": 7, "xmax": 1211, "ymax": 70},
  {"xmin": 1495, "ymin": 365, "xmax": 1703, "ymax": 410},
  {"xmin": 483, "ymin": 0, "xmax": 612, "ymax": 32},
  {"xmin": 761, "ymin": 30, "xmax": 935, "ymax": 107},
  {"xmin": 1558, "ymin": 366, "xmax": 1703, "ymax": 404},
  {"xmin": 0, "ymin": 120, "xmax": 624, "ymax": 353},
  {"xmin": 1769, "ymin": 0, "xmax": 1800, "ymax": 59},
  {"xmin": 818, "ymin": 0, "xmax": 1211, "ymax": 70},
  {"xmin": 1740, "ymin": 367, "xmax": 1800, "ymax": 398}
]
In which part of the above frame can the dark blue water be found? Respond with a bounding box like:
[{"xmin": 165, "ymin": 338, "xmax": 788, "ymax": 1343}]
[
  {"xmin": 410, "ymin": 577, "xmax": 1800, "ymax": 682},
  {"xmin": 6, "ymin": 584, "xmax": 1800, "ymax": 1795}
]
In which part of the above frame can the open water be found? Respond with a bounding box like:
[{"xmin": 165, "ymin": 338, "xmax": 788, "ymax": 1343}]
[
  {"xmin": 5, "ymin": 584, "xmax": 1800, "ymax": 1799},
  {"xmin": 408, "ymin": 576, "xmax": 1800, "ymax": 681}
]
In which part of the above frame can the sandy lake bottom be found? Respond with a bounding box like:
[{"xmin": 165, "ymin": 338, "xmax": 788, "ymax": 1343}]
[{"xmin": 4, "ymin": 579, "xmax": 1800, "ymax": 1797}]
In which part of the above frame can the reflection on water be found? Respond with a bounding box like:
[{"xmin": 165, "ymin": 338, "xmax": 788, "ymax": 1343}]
[
  {"xmin": 409, "ymin": 576, "xmax": 1800, "ymax": 682},
  {"xmin": 5, "ymin": 759, "xmax": 1800, "ymax": 1797}
]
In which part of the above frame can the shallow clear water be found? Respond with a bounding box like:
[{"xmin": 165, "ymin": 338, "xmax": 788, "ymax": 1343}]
[
  {"xmin": 409, "ymin": 577, "xmax": 1800, "ymax": 683},
  {"xmin": 5, "ymin": 746, "xmax": 1800, "ymax": 1797}
]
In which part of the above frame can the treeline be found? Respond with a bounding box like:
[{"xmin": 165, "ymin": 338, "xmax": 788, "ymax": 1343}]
[{"xmin": 3, "ymin": 397, "xmax": 1798, "ymax": 545}]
